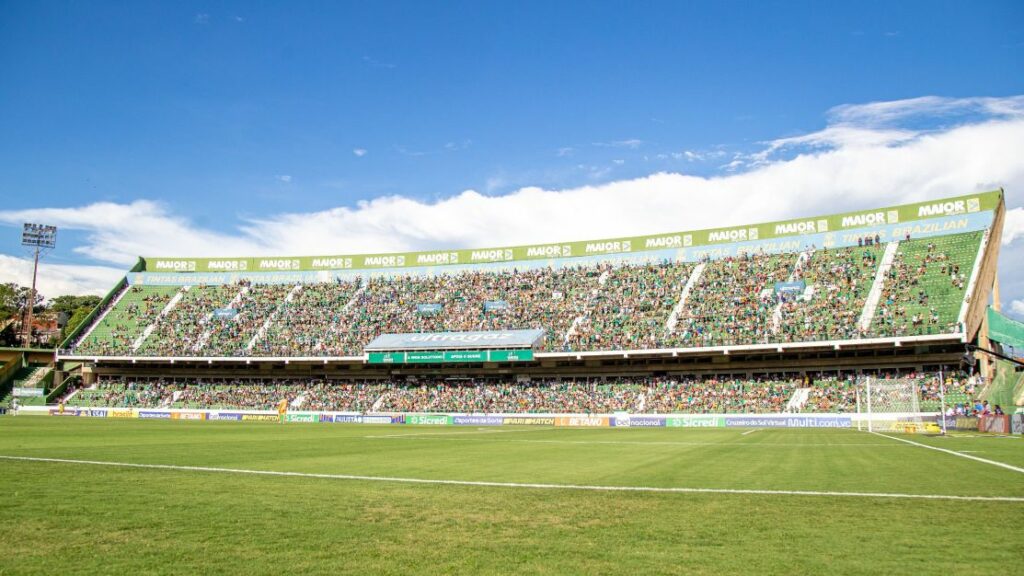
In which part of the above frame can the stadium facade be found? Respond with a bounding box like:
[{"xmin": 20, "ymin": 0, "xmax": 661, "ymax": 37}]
[{"xmin": 51, "ymin": 189, "xmax": 1005, "ymax": 393}]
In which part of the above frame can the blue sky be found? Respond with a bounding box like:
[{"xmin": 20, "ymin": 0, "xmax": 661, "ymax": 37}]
[{"xmin": 1, "ymin": 1, "xmax": 1023, "ymax": 316}]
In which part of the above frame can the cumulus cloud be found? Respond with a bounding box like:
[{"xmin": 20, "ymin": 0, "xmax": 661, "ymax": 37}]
[
  {"xmin": 1012, "ymin": 300, "xmax": 1024, "ymax": 317},
  {"xmin": 0, "ymin": 255, "xmax": 123, "ymax": 299},
  {"xmin": 352, "ymin": 149, "xmax": 367, "ymax": 157},
  {"xmin": 1002, "ymin": 207, "xmax": 1024, "ymax": 245},
  {"xmin": 0, "ymin": 95, "xmax": 1021, "ymax": 314}
]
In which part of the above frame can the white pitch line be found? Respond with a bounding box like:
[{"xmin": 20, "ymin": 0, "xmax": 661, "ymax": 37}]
[
  {"xmin": 867, "ymin": 432, "xmax": 1024, "ymax": 475},
  {"xmin": 741, "ymin": 428, "xmax": 760, "ymax": 436},
  {"xmin": 2, "ymin": 455, "xmax": 1021, "ymax": 503},
  {"xmin": 362, "ymin": 436, "xmax": 903, "ymax": 448}
]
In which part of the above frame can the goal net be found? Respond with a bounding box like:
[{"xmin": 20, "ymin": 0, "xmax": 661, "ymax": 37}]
[{"xmin": 856, "ymin": 377, "xmax": 942, "ymax": 434}]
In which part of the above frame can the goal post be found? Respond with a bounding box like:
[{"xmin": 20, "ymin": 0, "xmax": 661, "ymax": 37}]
[{"xmin": 856, "ymin": 376, "xmax": 943, "ymax": 435}]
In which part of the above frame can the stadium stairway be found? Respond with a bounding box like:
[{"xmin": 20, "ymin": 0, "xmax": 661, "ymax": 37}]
[
  {"xmin": 371, "ymin": 392, "xmax": 389, "ymax": 412},
  {"xmin": 562, "ymin": 269, "xmax": 612, "ymax": 347},
  {"xmin": 665, "ymin": 262, "xmax": 706, "ymax": 333},
  {"xmin": 858, "ymin": 241, "xmax": 900, "ymax": 332},
  {"xmin": 312, "ymin": 283, "xmax": 367, "ymax": 353},
  {"xmin": 194, "ymin": 285, "xmax": 250, "ymax": 354},
  {"xmin": 74, "ymin": 283, "xmax": 133, "ymax": 347},
  {"xmin": 785, "ymin": 388, "xmax": 811, "ymax": 413},
  {"xmin": 247, "ymin": 284, "xmax": 303, "ymax": 352},
  {"xmin": 132, "ymin": 286, "xmax": 188, "ymax": 353},
  {"xmin": 771, "ymin": 249, "xmax": 814, "ymax": 335}
]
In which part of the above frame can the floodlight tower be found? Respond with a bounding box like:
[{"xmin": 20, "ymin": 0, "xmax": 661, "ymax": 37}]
[{"xmin": 20, "ymin": 223, "xmax": 57, "ymax": 347}]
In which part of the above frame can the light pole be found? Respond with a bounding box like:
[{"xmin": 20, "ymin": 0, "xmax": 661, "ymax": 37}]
[{"xmin": 20, "ymin": 223, "xmax": 57, "ymax": 347}]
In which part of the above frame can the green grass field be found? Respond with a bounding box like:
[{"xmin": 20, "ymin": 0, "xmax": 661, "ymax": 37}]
[{"xmin": 1, "ymin": 418, "xmax": 1022, "ymax": 574}]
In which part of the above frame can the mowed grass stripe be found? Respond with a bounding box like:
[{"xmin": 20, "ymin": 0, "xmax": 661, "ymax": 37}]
[
  {"xmin": 3, "ymin": 454, "xmax": 1023, "ymax": 503},
  {"xmin": 1, "ymin": 419, "xmax": 1022, "ymax": 497},
  {"xmin": 3, "ymin": 459, "xmax": 1021, "ymax": 575}
]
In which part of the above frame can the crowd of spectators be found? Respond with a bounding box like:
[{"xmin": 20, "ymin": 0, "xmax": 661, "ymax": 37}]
[
  {"xmin": 137, "ymin": 284, "xmax": 241, "ymax": 356},
  {"xmin": 69, "ymin": 233, "xmax": 983, "ymax": 358},
  {"xmin": 201, "ymin": 284, "xmax": 294, "ymax": 356},
  {"xmin": 566, "ymin": 262, "xmax": 692, "ymax": 351},
  {"xmin": 644, "ymin": 376, "xmax": 797, "ymax": 413},
  {"xmin": 871, "ymin": 232, "xmax": 980, "ymax": 337},
  {"xmin": 668, "ymin": 252, "xmax": 795, "ymax": 347},
  {"xmin": 799, "ymin": 371, "xmax": 980, "ymax": 413},
  {"xmin": 68, "ymin": 374, "xmax": 873, "ymax": 414},
  {"xmin": 776, "ymin": 246, "xmax": 881, "ymax": 342},
  {"xmin": 75, "ymin": 286, "xmax": 178, "ymax": 356},
  {"xmin": 255, "ymin": 280, "xmax": 363, "ymax": 356},
  {"xmin": 324, "ymin": 267, "xmax": 600, "ymax": 354}
]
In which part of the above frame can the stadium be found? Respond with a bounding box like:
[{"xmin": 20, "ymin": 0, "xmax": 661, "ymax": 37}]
[{"xmin": 2, "ymin": 187, "xmax": 1023, "ymax": 573}]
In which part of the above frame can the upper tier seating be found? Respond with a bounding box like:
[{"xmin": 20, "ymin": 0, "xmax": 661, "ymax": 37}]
[{"xmin": 68, "ymin": 232, "xmax": 984, "ymax": 357}]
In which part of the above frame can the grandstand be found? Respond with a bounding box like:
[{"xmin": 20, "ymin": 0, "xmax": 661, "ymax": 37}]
[{"xmin": 40, "ymin": 189, "xmax": 1009, "ymax": 419}]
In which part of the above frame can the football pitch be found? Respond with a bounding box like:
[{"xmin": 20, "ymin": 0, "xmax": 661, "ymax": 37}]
[{"xmin": 1, "ymin": 418, "xmax": 1021, "ymax": 574}]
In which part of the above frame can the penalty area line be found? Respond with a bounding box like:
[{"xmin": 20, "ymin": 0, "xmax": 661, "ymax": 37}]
[
  {"xmin": 866, "ymin": 431, "xmax": 1024, "ymax": 475},
  {"xmin": 1, "ymin": 455, "xmax": 1022, "ymax": 503}
]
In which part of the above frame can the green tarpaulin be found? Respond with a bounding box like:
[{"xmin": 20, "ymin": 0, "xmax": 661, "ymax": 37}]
[{"xmin": 988, "ymin": 307, "xmax": 1024, "ymax": 349}]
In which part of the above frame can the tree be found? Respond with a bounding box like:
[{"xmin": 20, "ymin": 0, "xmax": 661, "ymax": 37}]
[
  {"xmin": 50, "ymin": 295, "xmax": 101, "ymax": 316},
  {"xmin": 60, "ymin": 306, "xmax": 95, "ymax": 344},
  {"xmin": 0, "ymin": 283, "xmax": 19, "ymax": 321}
]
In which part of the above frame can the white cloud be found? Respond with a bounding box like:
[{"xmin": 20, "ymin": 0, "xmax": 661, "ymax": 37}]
[
  {"xmin": 362, "ymin": 56, "xmax": 397, "ymax": 69},
  {"xmin": 0, "ymin": 95, "xmax": 1021, "ymax": 310},
  {"xmin": 0, "ymin": 201, "xmax": 256, "ymax": 265},
  {"xmin": 0, "ymin": 255, "xmax": 123, "ymax": 299},
  {"xmin": 194, "ymin": 13, "xmax": 210, "ymax": 25},
  {"xmin": 276, "ymin": 175, "xmax": 292, "ymax": 183},
  {"xmin": 1011, "ymin": 300, "xmax": 1024, "ymax": 317},
  {"xmin": 352, "ymin": 149, "xmax": 367, "ymax": 157},
  {"xmin": 593, "ymin": 139, "xmax": 643, "ymax": 149},
  {"xmin": 1002, "ymin": 207, "xmax": 1024, "ymax": 245}
]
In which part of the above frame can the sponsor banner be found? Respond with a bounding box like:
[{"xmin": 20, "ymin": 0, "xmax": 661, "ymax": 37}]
[
  {"xmin": 171, "ymin": 412, "xmax": 206, "ymax": 421},
  {"xmin": 502, "ymin": 416, "xmax": 555, "ymax": 426},
  {"xmin": 613, "ymin": 415, "xmax": 666, "ymax": 427},
  {"xmin": 13, "ymin": 387, "xmax": 45, "ymax": 397},
  {"xmin": 416, "ymin": 303, "xmax": 443, "ymax": 315},
  {"xmin": 774, "ymin": 280, "xmax": 805, "ymax": 295},
  {"xmin": 452, "ymin": 415, "xmax": 504, "ymax": 426},
  {"xmin": 49, "ymin": 408, "xmax": 82, "ymax": 417},
  {"xmin": 978, "ymin": 415, "xmax": 1011, "ymax": 434},
  {"xmin": 370, "ymin": 415, "xmax": 403, "ymax": 424},
  {"xmin": 724, "ymin": 416, "xmax": 851, "ymax": 428},
  {"xmin": 285, "ymin": 413, "xmax": 318, "ymax": 423},
  {"xmin": 241, "ymin": 414, "xmax": 279, "ymax": 422},
  {"xmin": 367, "ymin": 348, "xmax": 535, "ymax": 364},
  {"xmin": 141, "ymin": 191, "xmax": 998, "ymax": 274},
  {"xmin": 483, "ymin": 300, "xmax": 510, "ymax": 311},
  {"xmin": 108, "ymin": 408, "xmax": 136, "ymax": 419},
  {"xmin": 333, "ymin": 414, "xmax": 366, "ymax": 424},
  {"xmin": 138, "ymin": 411, "xmax": 172, "ymax": 419},
  {"xmin": 406, "ymin": 414, "xmax": 452, "ymax": 426},
  {"xmin": 955, "ymin": 416, "xmax": 979, "ymax": 430},
  {"xmin": 555, "ymin": 416, "xmax": 610, "ymax": 427},
  {"xmin": 319, "ymin": 414, "xmax": 335, "ymax": 423},
  {"xmin": 212, "ymin": 308, "xmax": 238, "ymax": 320},
  {"xmin": 666, "ymin": 416, "xmax": 724, "ymax": 428},
  {"xmin": 1011, "ymin": 413, "xmax": 1023, "ymax": 435},
  {"xmin": 366, "ymin": 329, "xmax": 544, "ymax": 351},
  {"xmin": 209, "ymin": 412, "xmax": 243, "ymax": 421}
]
